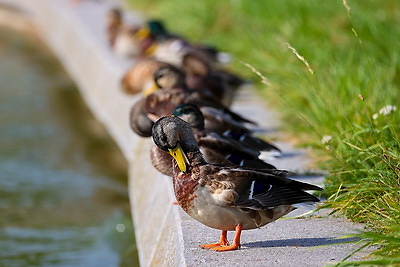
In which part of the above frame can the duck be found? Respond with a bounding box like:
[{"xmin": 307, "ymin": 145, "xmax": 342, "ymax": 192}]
[
  {"xmin": 150, "ymin": 104, "xmax": 276, "ymax": 177},
  {"xmin": 121, "ymin": 59, "xmax": 214, "ymax": 98},
  {"xmin": 129, "ymin": 66, "xmax": 255, "ymax": 137},
  {"xmin": 126, "ymin": 61, "xmax": 223, "ymax": 103},
  {"xmin": 129, "ymin": 88, "xmax": 254, "ymax": 137},
  {"xmin": 147, "ymin": 65, "xmax": 255, "ymax": 124},
  {"xmin": 148, "ymin": 66, "xmax": 276, "ymax": 139},
  {"xmin": 106, "ymin": 9, "xmax": 157, "ymax": 58},
  {"xmin": 151, "ymin": 116, "xmax": 322, "ymax": 251},
  {"xmin": 121, "ymin": 52, "xmax": 246, "ymax": 105},
  {"xmin": 143, "ymin": 20, "xmax": 231, "ymax": 68}
]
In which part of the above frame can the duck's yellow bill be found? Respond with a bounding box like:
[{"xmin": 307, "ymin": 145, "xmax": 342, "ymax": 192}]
[
  {"xmin": 169, "ymin": 145, "xmax": 187, "ymax": 173},
  {"xmin": 144, "ymin": 43, "xmax": 157, "ymax": 56},
  {"xmin": 135, "ymin": 27, "xmax": 150, "ymax": 40},
  {"xmin": 142, "ymin": 82, "xmax": 158, "ymax": 96}
]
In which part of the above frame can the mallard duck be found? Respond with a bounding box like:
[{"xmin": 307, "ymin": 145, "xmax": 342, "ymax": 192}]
[
  {"xmin": 138, "ymin": 64, "xmax": 219, "ymax": 103},
  {"xmin": 106, "ymin": 9, "xmax": 156, "ymax": 58},
  {"xmin": 121, "ymin": 52, "xmax": 245, "ymax": 104},
  {"xmin": 152, "ymin": 116, "xmax": 322, "ymax": 251},
  {"xmin": 149, "ymin": 65, "xmax": 255, "ymax": 125},
  {"xmin": 129, "ymin": 66, "xmax": 255, "ymax": 137},
  {"xmin": 144, "ymin": 20, "xmax": 231, "ymax": 67},
  {"xmin": 129, "ymin": 88, "xmax": 254, "ymax": 138},
  {"xmin": 144, "ymin": 67, "xmax": 261, "ymax": 136},
  {"xmin": 121, "ymin": 59, "xmax": 210, "ymax": 97}
]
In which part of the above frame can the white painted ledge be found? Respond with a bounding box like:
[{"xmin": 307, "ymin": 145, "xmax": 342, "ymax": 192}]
[{"xmin": 0, "ymin": 1, "xmax": 369, "ymax": 266}]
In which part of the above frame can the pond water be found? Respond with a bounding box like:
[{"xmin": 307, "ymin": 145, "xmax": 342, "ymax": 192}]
[{"xmin": 0, "ymin": 27, "xmax": 139, "ymax": 266}]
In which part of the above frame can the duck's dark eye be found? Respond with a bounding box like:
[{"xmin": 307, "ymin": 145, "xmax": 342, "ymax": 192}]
[{"xmin": 161, "ymin": 134, "xmax": 168, "ymax": 144}]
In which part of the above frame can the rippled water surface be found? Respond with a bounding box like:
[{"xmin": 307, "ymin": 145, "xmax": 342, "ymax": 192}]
[{"xmin": 0, "ymin": 27, "xmax": 139, "ymax": 266}]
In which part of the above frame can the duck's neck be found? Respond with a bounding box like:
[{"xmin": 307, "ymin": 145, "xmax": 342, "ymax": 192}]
[
  {"xmin": 178, "ymin": 120, "xmax": 207, "ymax": 169},
  {"xmin": 187, "ymin": 150, "xmax": 207, "ymax": 168}
]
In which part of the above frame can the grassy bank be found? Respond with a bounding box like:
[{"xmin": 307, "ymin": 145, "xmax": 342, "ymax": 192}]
[{"xmin": 127, "ymin": 0, "xmax": 400, "ymax": 264}]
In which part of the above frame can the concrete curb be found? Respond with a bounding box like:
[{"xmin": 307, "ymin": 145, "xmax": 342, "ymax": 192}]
[{"xmin": 0, "ymin": 1, "xmax": 369, "ymax": 266}]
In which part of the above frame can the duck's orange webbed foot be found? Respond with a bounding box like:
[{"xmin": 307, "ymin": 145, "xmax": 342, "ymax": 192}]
[
  {"xmin": 199, "ymin": 230, "xmax": 229, "ymax": 249},
  {"xmin": 209, "ymin": 243, "xmax": 240, "ymax": 252},
  {"xmin": 202, "ymin": 225, "xmax": 242, "ymax": 252}
]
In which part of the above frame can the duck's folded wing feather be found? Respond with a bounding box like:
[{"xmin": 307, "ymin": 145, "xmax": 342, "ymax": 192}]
[
  {"xmin": 197, "ymin": 132, "xmax": 259, "ymax": 158},
  {"xmin": 210, "ymin": 168, "xmax": 321, "ymax": 210},
  {"xmin": 234, "ymin": 183, "xmax": 320, "ymax": 210}
]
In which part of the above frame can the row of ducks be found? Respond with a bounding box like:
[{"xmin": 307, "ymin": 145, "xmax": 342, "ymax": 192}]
[
  {"xmin": 107, "ymin": 7, "xmax": 231, "ymax": 67},
  {"xmin": 110, "ymin": 8, "xmax": 322, "ymax": 252}
]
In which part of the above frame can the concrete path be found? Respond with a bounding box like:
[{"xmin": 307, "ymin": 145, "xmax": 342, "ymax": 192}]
[{"xmin": 0, "ymin": 0, "xmax": 370, "ymax": 266}]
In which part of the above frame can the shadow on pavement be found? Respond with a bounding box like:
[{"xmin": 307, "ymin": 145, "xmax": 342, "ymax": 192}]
[{"xmin": 244, "ymin": 236, "xmax": 359, "ymax": 248}]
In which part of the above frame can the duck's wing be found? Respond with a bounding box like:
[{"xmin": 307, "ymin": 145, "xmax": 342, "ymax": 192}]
[
  {"xmin": 196, "ymin": 131, "xmax": 259, "ymax": 158},
  {"xmin": 196, "ymin": 131, "xmax": 278, "ymax": 169},
  {"xmin": 234, "ymin": 180, "xmax": 321, "ymax": 210},
  {"xmin": 223, "ymin": 130, "xmax": 281, "ymax": 152},
  {"xmin": 208, "ymin": 167, "xmax": 321, "ymax": 210},
  {"xmin": 200, "ymin": 106, "xmax": 254, "ymax": 134}
]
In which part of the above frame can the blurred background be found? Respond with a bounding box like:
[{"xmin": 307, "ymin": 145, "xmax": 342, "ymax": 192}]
[{"xmin": 0, "ymin": 26, "xmax": 138, "ymax": 266}]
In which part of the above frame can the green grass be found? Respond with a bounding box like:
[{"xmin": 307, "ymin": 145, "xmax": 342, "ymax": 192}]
[{"xmin": 126, "ymin": 0, "xmax": 400, "ymax": 264}]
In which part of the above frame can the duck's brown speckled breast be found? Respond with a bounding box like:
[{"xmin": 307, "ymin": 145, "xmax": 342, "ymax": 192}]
[{"xmin": 173, "ymin": 171, "xmax": 199, "ymax": 213}]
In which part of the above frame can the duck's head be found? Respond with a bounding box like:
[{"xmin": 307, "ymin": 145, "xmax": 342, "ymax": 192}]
[
  {"xmin": 129, "ymin": 99, "xmax": 154, "ymax": 137},
  {"xmin": 142, "ymin": 65, "xmax": 185, "ymax": 96},
  {"xmin": 172, "ymin": 104, "xmax": 205, "ymax": 130},
  {"xmin": 154, "ymin": 65, "xmax": 186, "ymax": 90},
  {"xmin": 147, "ymin": 20, "xmax": 169, "ymax": 40},
  {"xmin": 152, "ymin": 116, "xmax": 200, "ymax": 173}
]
